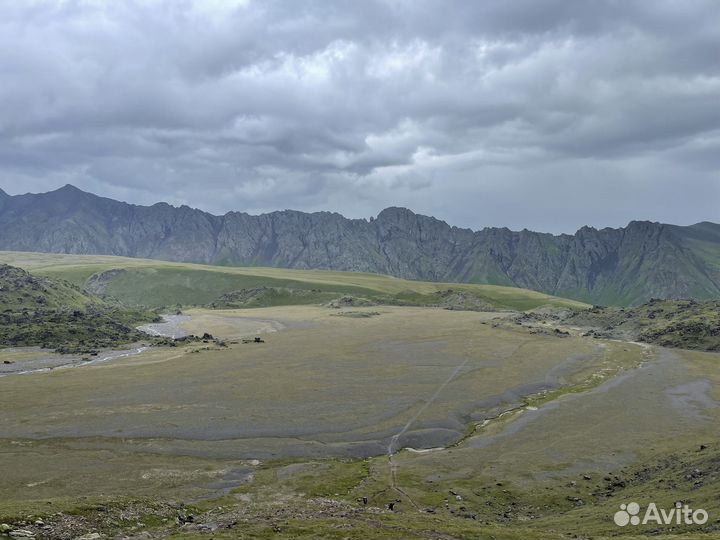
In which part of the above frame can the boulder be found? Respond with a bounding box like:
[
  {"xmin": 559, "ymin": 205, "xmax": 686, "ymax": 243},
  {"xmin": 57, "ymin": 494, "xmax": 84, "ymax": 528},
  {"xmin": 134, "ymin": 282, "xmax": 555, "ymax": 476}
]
[{"xmin": 8, "ymin": 530, "xmax": 35, "ymax": 539}]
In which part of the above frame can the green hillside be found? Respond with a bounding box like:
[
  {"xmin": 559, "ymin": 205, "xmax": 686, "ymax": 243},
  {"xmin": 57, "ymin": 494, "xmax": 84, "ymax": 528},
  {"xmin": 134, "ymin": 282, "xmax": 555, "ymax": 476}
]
[
  {"xmin": 0, "ymin": 251, "xmax": 589, "ymax": 311},
  {"xmin": 0, "ymin": 263, "xmax": 157, "ymax": 353},
  {"xmin": 0, "ymin": 263, "xmax": 102, "ymax": 311}
]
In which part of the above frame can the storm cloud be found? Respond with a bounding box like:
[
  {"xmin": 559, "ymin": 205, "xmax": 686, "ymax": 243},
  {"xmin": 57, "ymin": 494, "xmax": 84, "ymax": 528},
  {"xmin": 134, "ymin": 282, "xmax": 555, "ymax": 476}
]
[{"xmin": 0, "ymin": 0, "xmax": 718, "ymax": 232}]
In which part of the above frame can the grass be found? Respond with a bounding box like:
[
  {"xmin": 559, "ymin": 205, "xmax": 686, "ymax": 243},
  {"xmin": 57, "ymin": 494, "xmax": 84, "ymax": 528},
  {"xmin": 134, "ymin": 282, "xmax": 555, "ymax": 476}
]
[
  {"xmin": 5, "ymin": 306, "xmax": 704, "ymax": 538},
  {"xmin": 0, "ymin": 307, "xmax": 594, "ymax": 449},
  {"xmin": 0, "ymin": 266, "xmax": 718, "ymax": 538},
  {"xmin": 213, "ymin": 287, "xmax": 346, "ymax": 309},
  {"xmin": 271, "ymin": 459, "xmax": 371, "ymax": 498},
  {"xmin": 0, "ymin": 251, "xmax": 589, "ymax": 311},
  {"xmin": 381, "ymin": 344, "xmax": 720, "ymax": 538},
  {"xmin": 100, "ymin": 267, "xmax": 380, "ymax": 308}
]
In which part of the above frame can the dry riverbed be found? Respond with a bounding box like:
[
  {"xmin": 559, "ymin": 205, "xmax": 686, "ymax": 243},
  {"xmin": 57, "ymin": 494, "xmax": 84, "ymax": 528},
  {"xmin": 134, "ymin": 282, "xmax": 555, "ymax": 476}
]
[{"xmin": 0, "ymin": 311, "xmax": 286, "ymax": 380}]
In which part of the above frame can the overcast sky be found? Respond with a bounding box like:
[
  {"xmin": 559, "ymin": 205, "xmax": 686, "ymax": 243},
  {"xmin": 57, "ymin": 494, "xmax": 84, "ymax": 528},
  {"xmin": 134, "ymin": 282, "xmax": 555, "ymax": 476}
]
[{"xmin": 1, "ymin": 0, "xmax": 718, "ymax": 233}]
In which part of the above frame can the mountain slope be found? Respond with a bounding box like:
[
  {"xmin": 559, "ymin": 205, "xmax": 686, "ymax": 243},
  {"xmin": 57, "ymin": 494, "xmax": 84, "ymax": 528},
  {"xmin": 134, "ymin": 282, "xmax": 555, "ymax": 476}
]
[
  {"xmin": 0, "ymin": 185, "xmax": 718, "ymax": 305},
  {"xmin": 0, "ymin": 263, "xmax": 157, "ymax": 352},
  {"xmin": 0, "ymin": 263, "xmax": 102, "ymax": 311}
]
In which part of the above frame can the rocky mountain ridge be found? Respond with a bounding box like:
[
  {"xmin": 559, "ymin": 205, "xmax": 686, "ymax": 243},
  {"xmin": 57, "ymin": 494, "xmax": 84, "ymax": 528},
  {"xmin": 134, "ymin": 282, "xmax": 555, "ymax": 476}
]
[{"xmin": 0, "ymin": 184, "xmax": 718, "ymax": 306}]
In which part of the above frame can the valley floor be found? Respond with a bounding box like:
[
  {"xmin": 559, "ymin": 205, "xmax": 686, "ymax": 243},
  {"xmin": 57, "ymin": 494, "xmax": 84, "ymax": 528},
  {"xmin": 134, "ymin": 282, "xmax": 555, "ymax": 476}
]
[{"xmin": 0, "ymin": 306, "xmax": 718, "ymax": 539}]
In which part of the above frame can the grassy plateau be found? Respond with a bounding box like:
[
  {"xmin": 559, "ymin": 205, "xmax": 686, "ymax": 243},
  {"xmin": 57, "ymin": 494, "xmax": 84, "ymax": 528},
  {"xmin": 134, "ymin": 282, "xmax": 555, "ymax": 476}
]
[{"xmin": 0, "ymin": 251, "xmax": 588, "ymax": 311}]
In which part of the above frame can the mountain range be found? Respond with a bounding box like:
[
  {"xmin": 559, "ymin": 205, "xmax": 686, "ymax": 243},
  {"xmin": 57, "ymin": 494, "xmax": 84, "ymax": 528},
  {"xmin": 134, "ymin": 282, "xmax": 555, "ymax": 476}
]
[{"xmin": 1, "ymin": 184, "xmax": 719, "ymax": 306}]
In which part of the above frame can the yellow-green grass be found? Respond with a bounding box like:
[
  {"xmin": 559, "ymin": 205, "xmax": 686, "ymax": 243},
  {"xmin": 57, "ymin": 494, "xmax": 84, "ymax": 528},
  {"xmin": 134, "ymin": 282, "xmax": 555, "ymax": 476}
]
[
  {"xmin": 1, "ymin": 306, "xmax": 718, "ymax": 537},
  {"xmin": 0, "ymin": 307, "xmax": 599, "ymax": 453},
  {"xmin": 0, "ymin": 251, "xmax": 589, "ymax": 311},
  {"xmin": 0, "ymin": 306, "xmax": 685, "ymax": 539}
]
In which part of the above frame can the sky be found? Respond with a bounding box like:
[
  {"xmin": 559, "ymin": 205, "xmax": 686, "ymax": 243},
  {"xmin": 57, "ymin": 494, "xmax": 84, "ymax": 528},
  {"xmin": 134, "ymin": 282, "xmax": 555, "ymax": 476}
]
[{"xmin": 1, "ymin": 0, "xmax": 718, "ymax": 233}]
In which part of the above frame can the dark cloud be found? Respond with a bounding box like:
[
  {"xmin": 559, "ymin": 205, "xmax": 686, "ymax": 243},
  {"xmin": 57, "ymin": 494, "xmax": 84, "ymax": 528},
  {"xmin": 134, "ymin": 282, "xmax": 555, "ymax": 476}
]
[{"xmin": 0, "ymin": 0, "xmax": 718, "ymax": 232}]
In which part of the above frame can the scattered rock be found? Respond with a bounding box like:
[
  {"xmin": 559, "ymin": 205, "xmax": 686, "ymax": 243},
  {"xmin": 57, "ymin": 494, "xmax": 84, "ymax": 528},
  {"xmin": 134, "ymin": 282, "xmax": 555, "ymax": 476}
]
[
  {"xmin": 8, "ymin": 530, "xmax": 35, "ymax": 539},
  {"xmin": 83, "ymin": 268, "xmax": 127, "ymax": 295},
  {"xmin": 327, "ymin": 296, "xmax": 376, "ymax": 309},
  {"xmin": 330, "ymin": 310, "xmax": 380, "ymax": 318}
]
